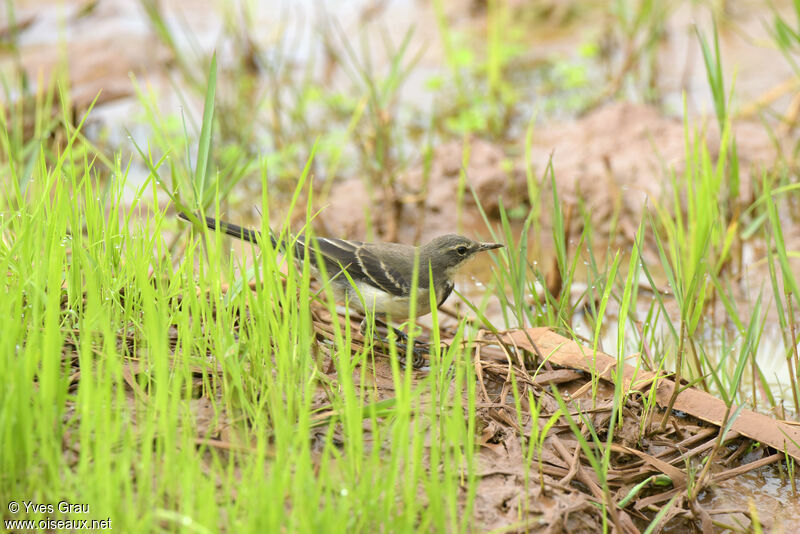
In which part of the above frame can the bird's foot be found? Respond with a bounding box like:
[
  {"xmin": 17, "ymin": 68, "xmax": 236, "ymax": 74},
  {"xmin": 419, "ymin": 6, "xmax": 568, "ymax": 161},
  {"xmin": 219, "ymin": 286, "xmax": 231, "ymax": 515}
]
[
  {"xmin": 385, "ymin": 324, "xmax": 430, "ymax": 369},
  {"xmin": 407, "ymin": 343, "xmax": 429, "ymax": 369},
  {"xmin": 360, "ymin": 317, "xmax": 429, "ymax": 369}
]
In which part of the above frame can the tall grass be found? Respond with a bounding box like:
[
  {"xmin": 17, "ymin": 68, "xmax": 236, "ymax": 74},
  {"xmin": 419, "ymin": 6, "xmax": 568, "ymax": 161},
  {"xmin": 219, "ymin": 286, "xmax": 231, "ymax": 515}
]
[{"xmin": 0, "ymin": 70, "xmax": 496, "ymax": 533}]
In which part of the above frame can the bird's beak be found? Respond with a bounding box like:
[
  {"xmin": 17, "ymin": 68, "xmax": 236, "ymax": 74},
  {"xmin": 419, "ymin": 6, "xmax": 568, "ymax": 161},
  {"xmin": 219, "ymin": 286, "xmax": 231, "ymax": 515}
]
[{"xmin": 478, "ymin": 242, "xmax": 504, "ymax": 251}]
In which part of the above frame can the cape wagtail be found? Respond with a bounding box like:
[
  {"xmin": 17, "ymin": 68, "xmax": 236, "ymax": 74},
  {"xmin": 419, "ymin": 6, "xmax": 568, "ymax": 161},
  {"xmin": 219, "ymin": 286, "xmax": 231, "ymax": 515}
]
[{"xmin": 179, "ymin": 212, "xmax": 503, "ymax": 367}]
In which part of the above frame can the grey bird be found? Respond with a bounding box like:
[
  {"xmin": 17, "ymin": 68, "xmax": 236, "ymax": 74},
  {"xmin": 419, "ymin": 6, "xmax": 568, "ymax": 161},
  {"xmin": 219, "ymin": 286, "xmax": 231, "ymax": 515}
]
[{"xmin": 179, "ymin": 212, "xmax": 503, "ymax": 367}]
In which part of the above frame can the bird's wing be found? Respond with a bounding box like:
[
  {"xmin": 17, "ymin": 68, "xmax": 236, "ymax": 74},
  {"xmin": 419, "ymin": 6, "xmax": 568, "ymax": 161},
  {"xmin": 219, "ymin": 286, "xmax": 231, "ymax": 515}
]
[
  {"xmin": 353, "ymin": 246, "xmax": 411, "ymax": 297},
  {"xmin": 296, "ymin": 236, "xmax": 411, "ymax": 297},
  {"xmin": 294, "ymin": 236, "xmax": 360, "ymax": 275}
]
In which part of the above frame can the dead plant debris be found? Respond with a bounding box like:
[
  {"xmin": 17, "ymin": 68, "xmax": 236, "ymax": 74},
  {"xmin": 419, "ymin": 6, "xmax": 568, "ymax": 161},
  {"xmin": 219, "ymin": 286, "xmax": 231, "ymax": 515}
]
[{"xmin": 58, "ymin": 287, "xmax": 799, "ymax": 532}]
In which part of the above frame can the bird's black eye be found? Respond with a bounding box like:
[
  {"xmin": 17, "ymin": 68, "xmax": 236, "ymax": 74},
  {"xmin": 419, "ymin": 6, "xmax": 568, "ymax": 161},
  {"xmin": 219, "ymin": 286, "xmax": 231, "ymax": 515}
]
[{"xmin": 456, "ymin": 246, "xmax": 468, "ymax": 255}]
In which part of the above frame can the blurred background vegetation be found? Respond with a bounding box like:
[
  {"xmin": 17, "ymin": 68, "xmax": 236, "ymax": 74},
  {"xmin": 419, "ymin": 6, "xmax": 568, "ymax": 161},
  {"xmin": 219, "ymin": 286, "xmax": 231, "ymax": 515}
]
[{"xmin": 2, "ymin": 0, "xmax": 800, "ymax": 531}]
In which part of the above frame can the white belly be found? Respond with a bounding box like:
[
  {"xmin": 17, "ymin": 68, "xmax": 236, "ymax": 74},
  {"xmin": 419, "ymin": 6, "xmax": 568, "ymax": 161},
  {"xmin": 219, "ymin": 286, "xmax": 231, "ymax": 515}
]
[{"xmin": 345, "ymin": 281, "xmax": 433, "ymax": 318}]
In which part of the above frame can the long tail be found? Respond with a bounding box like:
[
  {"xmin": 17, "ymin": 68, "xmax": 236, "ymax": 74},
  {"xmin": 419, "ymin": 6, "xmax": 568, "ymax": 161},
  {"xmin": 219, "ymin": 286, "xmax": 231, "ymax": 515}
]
[{"xmin": 178, "ymin": 212, "xmax": 277, "ymax": 247}]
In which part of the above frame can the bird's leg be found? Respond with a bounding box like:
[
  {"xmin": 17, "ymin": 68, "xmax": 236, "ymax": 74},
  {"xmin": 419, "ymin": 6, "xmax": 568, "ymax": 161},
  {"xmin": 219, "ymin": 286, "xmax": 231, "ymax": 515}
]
[
  {"xmin": 374, "ymin": 317, "xmax": 431, "ymax": 351},
  {"xmin": 359, "ymin": 316, "xmax": 429, "ymax": 369}
]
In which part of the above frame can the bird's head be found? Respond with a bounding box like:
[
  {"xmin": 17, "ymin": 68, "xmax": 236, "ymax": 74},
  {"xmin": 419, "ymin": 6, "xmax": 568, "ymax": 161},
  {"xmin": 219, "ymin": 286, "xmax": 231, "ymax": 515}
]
[{"xmin": 422, "ymin": 234, "xmax": 503, "ymax": 276}]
